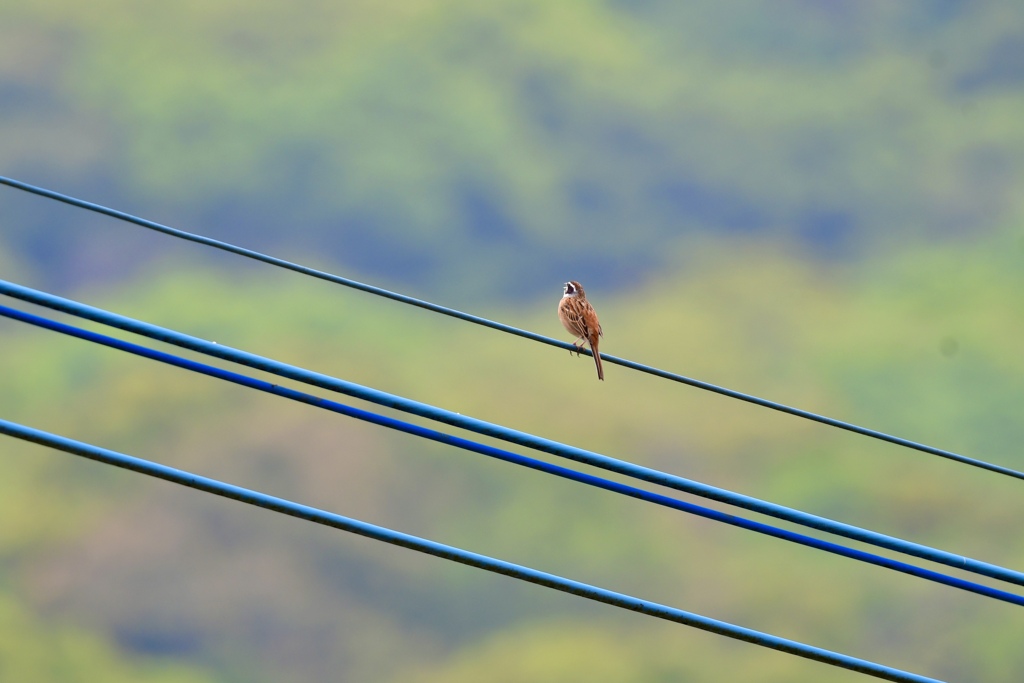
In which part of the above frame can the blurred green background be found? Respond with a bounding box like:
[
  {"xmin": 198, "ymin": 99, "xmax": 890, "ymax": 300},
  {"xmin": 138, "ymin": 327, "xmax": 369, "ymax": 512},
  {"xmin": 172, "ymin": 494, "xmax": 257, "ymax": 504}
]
[{"xmin": 1, "ymin": 1, "xmax": 1023, "ymax": 681}]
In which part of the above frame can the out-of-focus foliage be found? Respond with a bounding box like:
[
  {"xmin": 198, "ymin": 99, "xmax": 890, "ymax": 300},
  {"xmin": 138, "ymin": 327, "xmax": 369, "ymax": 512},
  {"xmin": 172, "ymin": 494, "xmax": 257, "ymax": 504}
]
[
  {"xmin": 391, "ymin": 620, "xmax": 870, "ymax": 683},
  {"xmin": 1, "ymin": 0, "xmax": 1023, "ymax": 296},
  {"xmin": 0, "ymin": 593, "xmax": 217, "ymax": 683}
]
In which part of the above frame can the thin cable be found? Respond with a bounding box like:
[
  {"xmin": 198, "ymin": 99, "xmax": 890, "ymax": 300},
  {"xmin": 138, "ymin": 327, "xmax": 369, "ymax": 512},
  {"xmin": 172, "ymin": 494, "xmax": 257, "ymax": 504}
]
[
  {"xmin": 3, "ymin": 280, "xmax": 1022, "ymax": 589},
  {"xmin": 4, "ymin": 303, "xmax": 1020, "ymax": 607},
  {"xmin": 0, "ymin": 419, "xmax": 946, "ymax": 683},
  {"xmin": 1, "ymin": 176, "xmax": 1015, "ymax": 481}
]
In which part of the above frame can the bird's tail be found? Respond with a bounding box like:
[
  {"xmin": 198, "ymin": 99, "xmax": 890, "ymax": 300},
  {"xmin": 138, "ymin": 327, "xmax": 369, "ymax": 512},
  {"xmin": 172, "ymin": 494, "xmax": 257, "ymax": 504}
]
[{"xmin": 591, "ymin": 339, "xmax": 604, "ymax": 381}]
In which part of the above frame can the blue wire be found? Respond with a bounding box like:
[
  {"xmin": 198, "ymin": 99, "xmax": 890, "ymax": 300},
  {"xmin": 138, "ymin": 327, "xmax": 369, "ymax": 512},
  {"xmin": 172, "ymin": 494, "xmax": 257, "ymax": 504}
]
[
  {"xmin": 0, "ymin": 418, "xmax": 946, "ymax": 683},
  {"xmin": 2, "ymin": 280, "xmax": 1022, "ymax": 589},
  {"xmin": 2, "ymin": 302, "xmax": 1020, "ymax": 607},
  {"xmin": 1, "ymin": 175, "xmax": 1017, "ymax": 481}
]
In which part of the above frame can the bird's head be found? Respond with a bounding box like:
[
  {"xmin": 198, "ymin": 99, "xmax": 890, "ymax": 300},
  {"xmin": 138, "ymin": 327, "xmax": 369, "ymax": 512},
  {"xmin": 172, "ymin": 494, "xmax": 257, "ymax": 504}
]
[{"xmin": 563, "ymin": 281, "xmax": 585, "ymax": 298}]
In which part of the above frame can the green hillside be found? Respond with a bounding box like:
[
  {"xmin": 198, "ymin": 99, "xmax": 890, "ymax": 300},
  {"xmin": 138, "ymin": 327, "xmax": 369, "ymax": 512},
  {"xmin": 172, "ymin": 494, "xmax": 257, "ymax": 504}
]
[{"xmin": 1, "ymin": 1, "xmax": 1023, "ymax": 296}]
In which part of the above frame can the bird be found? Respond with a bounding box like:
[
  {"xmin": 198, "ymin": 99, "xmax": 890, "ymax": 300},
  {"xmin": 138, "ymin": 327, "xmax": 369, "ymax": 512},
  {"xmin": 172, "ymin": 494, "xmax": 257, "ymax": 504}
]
[{"xmin": 557, "ymin": 280, "xmax": 604, "ymax": 380}]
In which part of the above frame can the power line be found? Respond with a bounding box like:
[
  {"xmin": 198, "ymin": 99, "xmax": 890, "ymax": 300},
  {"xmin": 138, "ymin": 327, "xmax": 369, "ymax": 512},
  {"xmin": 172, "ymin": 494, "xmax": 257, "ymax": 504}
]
[
  {"xmin": 1, "ymin": 176, "xmax": 1016, "ymax": 481},
  {"xmin": 0, "ymin": 418, "xmax": 946, "ymax": 683},
  {"xmin": 3, "ymin": 279, "xmax": 1021, "ymax": 589},
  {"xmin": 3, "ymin": 302, "xmax": 1020, "ymax": 606}
]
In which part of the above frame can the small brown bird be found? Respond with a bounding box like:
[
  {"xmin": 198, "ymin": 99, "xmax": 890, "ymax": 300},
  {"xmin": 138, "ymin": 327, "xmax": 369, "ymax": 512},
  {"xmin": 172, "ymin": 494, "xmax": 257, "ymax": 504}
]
[{"xmin": 558, "ymin": 280, "xmax": 604, "ymax": 380}]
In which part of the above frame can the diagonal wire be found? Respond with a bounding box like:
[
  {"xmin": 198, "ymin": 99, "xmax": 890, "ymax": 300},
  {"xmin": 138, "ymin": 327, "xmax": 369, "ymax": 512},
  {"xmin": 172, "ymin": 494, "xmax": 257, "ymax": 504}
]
[
  {"xmin": 0, "ymin": 418, "xmax": 946, "ymax": 683},
  {"xmin": 3, "ymin": 302, "xmax": 1021, "ymax": 606},
  {"xmin": 2, "ymin": 279, "xmax": 1022, "ymax": 589},
  {"xmin": 1, "ymin": 176, "xmax": 1017, "ymax": 481}
]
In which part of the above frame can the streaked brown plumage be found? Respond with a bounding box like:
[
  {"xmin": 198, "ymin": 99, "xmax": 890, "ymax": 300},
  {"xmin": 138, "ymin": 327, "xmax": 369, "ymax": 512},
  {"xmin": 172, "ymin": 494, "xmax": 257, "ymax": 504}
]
[{"xmin": 557, "ymin": 280, "xmax": 604, "ymax": 380}]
